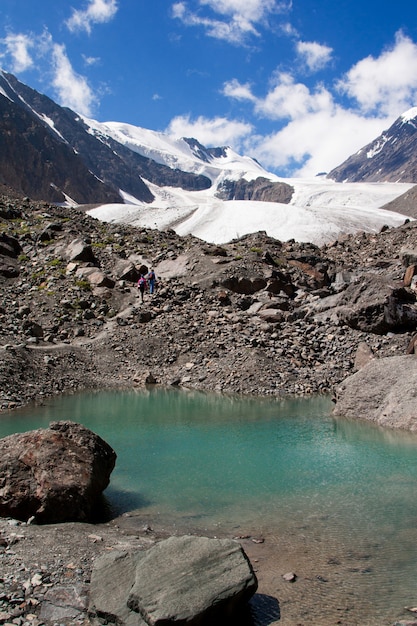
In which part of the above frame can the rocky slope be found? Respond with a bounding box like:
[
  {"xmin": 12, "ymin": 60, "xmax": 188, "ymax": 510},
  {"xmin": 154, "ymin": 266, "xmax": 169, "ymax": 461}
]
[
  {"xmin": 1, "ymin": 186, "xmax": 416, "ymax": 412},
  {"xmin": 2, "ymin": 187, "xmax": 417, "ymax": 626}
]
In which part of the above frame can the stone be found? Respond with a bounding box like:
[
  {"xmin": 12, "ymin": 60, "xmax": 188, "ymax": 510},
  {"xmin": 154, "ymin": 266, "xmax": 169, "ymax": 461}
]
[
  {"xmin": 336, "ymin": 275, "xmax": 417, "ymax": 334},
  {"xmin": 65, "ymin": 238, "xmax": 97, "ymax": 264},
  {"xmin": 76, "ymin": 267, "xmax": 115, "ymax": 289},
  {"xmin": 257, "ymin": 308, "xmax": 284, "ymax": 324},
  {"xmin": 333, "ymin": 355, "xmax": 417, "ymax": 430},
  {"xmin": 403, "ymin": 265, "xmax": 417, "ymax": 287},
  {"xmin": 0, "ymin": 421, "xmax": 116, "ymax": 523},
  {"xmin": 88, "ymin": 550, "xmax": 147, "ymax": 626},
  {"xmin": 127, "ymin": 535, "xmax": 258, "ymax": 626},
  {"xmin": 40, "ymin": 584, "xmax": 88, "ymax": 622},
  {"xmin": 89, "ymin": 536, "xmax": 257, "ymax": 626},
  {"xmin": 222, "ymin": 275, "xmax": 267, "ymax": 295},
  {"xmin": 353, "ymin": 341, "xmax": 374, "ymax": 370}
]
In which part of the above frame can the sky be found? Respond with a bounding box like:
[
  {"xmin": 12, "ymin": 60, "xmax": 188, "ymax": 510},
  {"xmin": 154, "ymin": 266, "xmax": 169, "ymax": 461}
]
[{"xmin": 1, "ymin": 0, "xmax": 417, "ymax": 178}]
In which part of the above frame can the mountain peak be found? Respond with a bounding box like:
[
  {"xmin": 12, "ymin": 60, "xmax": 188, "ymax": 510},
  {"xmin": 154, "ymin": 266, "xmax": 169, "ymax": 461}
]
[{"xmin": 328, "ymin": 107, "xmax": 417, "ymax": 183}]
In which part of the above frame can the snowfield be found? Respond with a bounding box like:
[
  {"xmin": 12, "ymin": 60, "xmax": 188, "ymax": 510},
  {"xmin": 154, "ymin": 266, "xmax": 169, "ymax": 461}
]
[
  {"xmin": 83, "ymin": 118, "xmax": 414, "ymax": 245},
  {"xmin": 88, "ymin": 178, "xmax": 413, "ymax": 246}
]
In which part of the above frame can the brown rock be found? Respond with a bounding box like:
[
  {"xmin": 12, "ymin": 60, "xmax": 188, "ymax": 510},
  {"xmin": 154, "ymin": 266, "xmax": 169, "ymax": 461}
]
[{"xmin": 0, "ymin": 421, "xmax": 116, "ymax": 523}]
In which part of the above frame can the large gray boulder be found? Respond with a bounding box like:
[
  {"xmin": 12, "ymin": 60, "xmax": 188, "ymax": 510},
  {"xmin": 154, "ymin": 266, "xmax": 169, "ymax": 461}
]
[
  {"xmin": 333, "ymin": 355, "xmax": 417, "ymax": 430},
  {"xmin": 89, "ymin": 535, "xmax": 258, "ymax": 626},
  {"xmin": 0, "ymin": 421, "xmax": 116, "ymax": 523}
]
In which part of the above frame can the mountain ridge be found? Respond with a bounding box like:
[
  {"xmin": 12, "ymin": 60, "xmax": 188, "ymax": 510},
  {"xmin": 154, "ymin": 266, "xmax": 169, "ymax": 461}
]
[
  {"xmin": 328, "ymin": 107, "xmax": 417, "ymax": 183},
  {"xmin": 0, "ymin": 70, "xmax": 416, "ymax": 246}
]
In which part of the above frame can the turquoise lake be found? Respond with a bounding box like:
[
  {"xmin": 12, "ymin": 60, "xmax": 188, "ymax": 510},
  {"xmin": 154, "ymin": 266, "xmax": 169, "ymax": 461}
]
[{"xmin": 2, "ymin": 388, "xmax": 417, "ymax": 624}]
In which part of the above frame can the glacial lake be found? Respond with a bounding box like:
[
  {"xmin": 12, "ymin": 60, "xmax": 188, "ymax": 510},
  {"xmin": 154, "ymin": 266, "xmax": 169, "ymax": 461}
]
[{"xmin": 2, "ymin": 387, "xmax": 417, "ymax": 625}]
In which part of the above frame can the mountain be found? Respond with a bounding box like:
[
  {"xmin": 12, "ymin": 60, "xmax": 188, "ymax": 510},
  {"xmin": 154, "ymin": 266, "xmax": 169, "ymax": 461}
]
[
  {"xmin": 0, "ymin": 70, "xmax": 288, "ymax": 207},
  {"xmin": 0, "ymin": 70, "xmax": 415, "ymax": 244},
  {"xmin": 328, "ymin": 108, "xmax": 417, "ymax": 183}
]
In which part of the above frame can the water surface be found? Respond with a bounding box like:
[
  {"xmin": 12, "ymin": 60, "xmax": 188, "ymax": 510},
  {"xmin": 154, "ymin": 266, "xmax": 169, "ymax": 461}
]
[{"xmin": 2, "ymin": 388, "xmax": 417, "ymax": 625}]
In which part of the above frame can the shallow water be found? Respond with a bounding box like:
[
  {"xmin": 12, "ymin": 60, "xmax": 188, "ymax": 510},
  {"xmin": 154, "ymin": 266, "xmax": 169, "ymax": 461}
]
[{"xmin": 2, "ymin": 388, "xmax": 417, "ymax": 625}]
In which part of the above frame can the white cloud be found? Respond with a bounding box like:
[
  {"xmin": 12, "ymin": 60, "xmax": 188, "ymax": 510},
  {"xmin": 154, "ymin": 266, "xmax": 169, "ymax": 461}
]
[
  {"xmin": 222, "ymin": 78, "xmax": 257, "ymax": 102},
  {"xmin": 296, "ymin": 40, "xmax": 333, "ymax": 72},
  {"xmin": 51, "ymin": 43, "xmax": 96, "ymax": 116},
  {"xmin": 338, "ymin": 31, "xmax": 417, "ymax": 117},
  {"xmin": 219, "ymin": 31, "xmax": 417, "ymax": 176},
  {"xmin": 66, "ymin": 0, "xmax": 118, "ymax": 35},
  {"xmin": 172, "ymin": 0, "xmax": 290, "ymax": 44},
  {"xmin": 166, "ymin": 114, "xmax": 253, "ymax": 147},
  {"xmin": 82, "ymin": 54, "xmax": 100, "ymax": 66},
  {"xmin": 0, "ymin": 33, "xmax": 34, "ymax": 72},
  {"xmin": 199, "ymin": 0, "xmax": 285, "ymax": 22},
  {"xmin": 248, "ymin": 109, "xmax": 390, "ymax": 177},
  {"xmin": 223, "ymin": 72, "xmax": 334, "ymax": 120}
]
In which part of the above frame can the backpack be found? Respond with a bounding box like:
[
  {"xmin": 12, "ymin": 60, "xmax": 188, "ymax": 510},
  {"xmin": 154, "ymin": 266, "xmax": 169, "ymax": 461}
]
[{"xmin": 138, "ymin": 276, "xmax": 146, "ymax": 288}]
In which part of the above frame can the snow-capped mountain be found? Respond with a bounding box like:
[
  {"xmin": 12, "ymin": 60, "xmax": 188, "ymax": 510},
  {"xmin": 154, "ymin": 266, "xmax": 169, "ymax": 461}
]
[
  {"xmin": 0, "ymin": 69, "xmax": 415, "ymax": 245},
  {"xmin": 328, "ymin": 108, "xmax": 417, "ymax": 183}
]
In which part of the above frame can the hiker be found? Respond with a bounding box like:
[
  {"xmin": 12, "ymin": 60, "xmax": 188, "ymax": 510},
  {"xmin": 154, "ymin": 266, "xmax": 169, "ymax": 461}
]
[
  {"xmin": 137, "ymin": 274, "xmax": 147, "ymax": 302},
  {"xmin": 147, "ymin": 269, "xmax": 156, "ymax": 294}
]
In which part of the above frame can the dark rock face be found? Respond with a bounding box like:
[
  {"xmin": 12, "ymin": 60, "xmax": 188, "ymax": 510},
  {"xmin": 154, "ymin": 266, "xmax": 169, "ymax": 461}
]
[
  {"xmin": 0, "ymin": 87, "xmax": 122, "ymax": 205},
  {"xmin": 89, "ymin": 535, "xmax": 258, "ymax": 626},
  {"xmin": 0, "ymin": 71, "xmax": 211, "ymax": 204},
  {"xmin": 0, "ymin": 421, "xmax": 116, "ymax": 523},
  {"xmin": 335, "ymin": 276, "xmax": 417, "ymax": 334},
  {"xmin": 328, "ymin": 110, "xmax": 417, "ymax": 183},
  {"xmin": 216, "ymin": 177, "xmax": 294, "ymax": 203}
]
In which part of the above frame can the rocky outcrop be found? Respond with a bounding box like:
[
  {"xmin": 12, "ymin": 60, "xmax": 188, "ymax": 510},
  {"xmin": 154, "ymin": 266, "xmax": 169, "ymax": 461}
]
[
  {"xmin": 332, "ymin": 355, "xmax": 417, "ymax": 430},
  {"xmin": 333, "ymin": 276, "xmax": 417, "ymax": 334},
  {"xmin": 216, "ymin": 177, "xmax": 294, "ymax": 203},
  {"xmin": 88, "ymin": 535, "xmax": 258, "ymax": 626},
  {"xmin": 0, "ymin": 421, "xmax": 116, "ymax": 523},
  {"xmin": 0, "ymin": 83, "xmax": 122, "ymax": 204},
  {"xmin": 0, "ymin": 232, "xmax": 21, "ymax": 277}
]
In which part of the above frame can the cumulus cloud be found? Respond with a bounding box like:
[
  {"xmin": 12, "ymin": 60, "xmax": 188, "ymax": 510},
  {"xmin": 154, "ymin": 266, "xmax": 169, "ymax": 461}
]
[
  {"xmin": 337, "ymin": 31, "xmax": 417, "ymax": 117},
  {"xmin": 296, "ymin": 40, "xmax": 333, "ymax": 72},
  {"xmin": 0, "ymin": 33, "xmax": 34, "ymax": 72},
  {"xmin": 222, "ymin": 78, "xmax": 257, "ymax": 102},
  {"xmin": 166, "ymin": 113, "xmax": 253, "ymax": 147},
  {"xmin": 66, "ymin": 0, "xmax": 118, "ymax": 35},
  {"xmin": 172, "ymin": 0, "xmax": 290, "ymax": 44},
  {"xmin": 219, "ymin": 31, "xmax": 417, "ymax": 176},
  {"xmin": 51, "ymin": 43, "xmax": 97, "ymax": 116},
  {"xmin": 248, "ymin": 109, "xmax": 390, "ymax": 177}
]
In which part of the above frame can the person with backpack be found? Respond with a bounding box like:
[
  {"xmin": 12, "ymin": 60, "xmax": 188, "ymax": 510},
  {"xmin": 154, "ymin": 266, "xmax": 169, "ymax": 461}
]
[
  {"xmin": 147, "ymin": 269, "xmax": 156, "ymax": 294},
  {"xmin": 137, "ymin": 275, "xmax": 147, "ymax": 302}
]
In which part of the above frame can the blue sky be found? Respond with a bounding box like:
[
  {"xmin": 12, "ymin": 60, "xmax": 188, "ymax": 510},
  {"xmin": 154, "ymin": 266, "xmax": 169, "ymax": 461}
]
[{"xmin": 1, "ymin": 0, "xmax": 417, "ymax": 178}]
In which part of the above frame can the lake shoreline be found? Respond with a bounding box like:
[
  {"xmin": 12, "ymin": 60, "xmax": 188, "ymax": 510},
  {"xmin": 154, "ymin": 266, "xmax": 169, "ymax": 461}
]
[{"xmin": 1, "ymin": 509, "xmax": 412, "ymax": 626}]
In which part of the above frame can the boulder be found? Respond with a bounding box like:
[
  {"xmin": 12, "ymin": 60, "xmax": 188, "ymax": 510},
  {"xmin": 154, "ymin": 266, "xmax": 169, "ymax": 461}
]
[
  {"xmin": 333, "ymin": 355, "xmax": 417, "ymax": 430},
  {"xmin": 89, "ymin": 535, "xmax": 258, "ymax": 626},
  {"xmin": 257, "ymin": 308, "xmax": 285, "ymax": 324},
  {"xmin": 75, "ymin": 267, "xmax": 115, "ymax": 289},
  {"xmin": 0, "ymin": 421, "xmax": 116, "ymax": 523},
  {"xmin": 115, "ymin": 259, "xmax": 141, "ymax": 283},
  {"xmin": 65, "ymin": 238, "xmax": 97, "ymax": 264},
  {"xmin": 335, "ymin": 275, "xmax": 417, "ymax": 334},
  {"xmin": 222, "ymin": 275, "xmax": 267, "ymax": 295}
]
